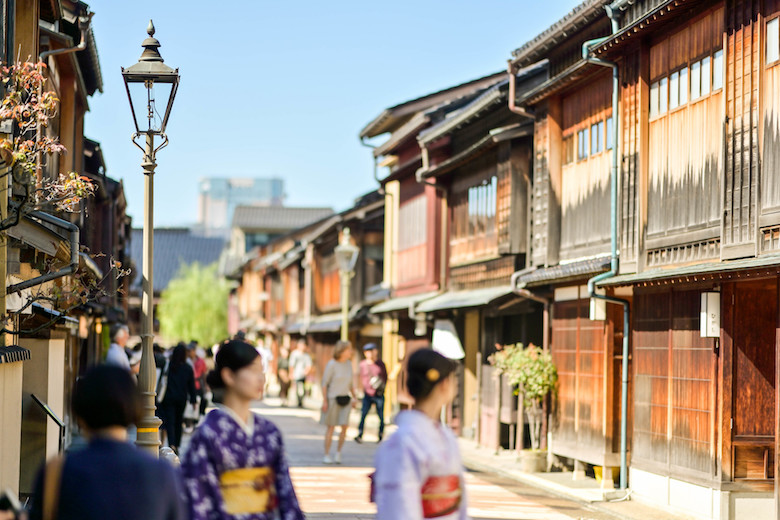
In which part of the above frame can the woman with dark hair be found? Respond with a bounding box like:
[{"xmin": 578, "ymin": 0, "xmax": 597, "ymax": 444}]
[
  {"xmin": 372, "ymin": 348, "xmax": 468, "ymax": 520},
  {"xmin": 180, "ymin": 339, "xmax": 304, "ymax": 520},
  {"xmin": 158, "ymin": 343, "xmax": 196, "ymax": 453},
  {"xmin": 29, "ymin": 365, "xmax": 186, "ymax": 520}
]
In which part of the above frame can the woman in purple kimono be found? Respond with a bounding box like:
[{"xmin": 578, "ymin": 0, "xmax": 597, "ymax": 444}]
[
  {"xmin": 373, "ymin": 348, "xmax": 469, "ymax": 520},
  {"xmin": 180, "ymin": 339, "xmax": 304, "ymax": 520}
]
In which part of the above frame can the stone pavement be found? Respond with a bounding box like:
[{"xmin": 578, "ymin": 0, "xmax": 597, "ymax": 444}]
[{"xmin": 252, "ymin": 395, "xmax": 625, "ymax": 520}]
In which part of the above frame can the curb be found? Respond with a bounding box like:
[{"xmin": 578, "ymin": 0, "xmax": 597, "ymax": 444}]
[{"xmin": 460, "ymin": 456, "xmax": 631, "ymax": 520}]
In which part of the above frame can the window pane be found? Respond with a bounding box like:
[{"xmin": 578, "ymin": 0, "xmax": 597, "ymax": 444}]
[
  {"xmin": 713, "ymin": 49, "xmax": 724, "ymax": 90},
  {"xmin": 650, "ymin": 81, "xmax": 659, "ymax": 117},
  {"xmin": 583, "ymin": 127, "xmax": 589, "ymax": 157},
  {"xmin": 591, "ymin": 123, "xmax": 599, "ymax": 154},
  {"xmin": 669, "ymin": 71, "xmax": 679, "ymax": 108},
  {"xmin": 701, "ymin": 57, "xmax": 711, "ymax": 95},
  {"xmin": 768, "ymin": 18, "xmax": 780, "ymax": 64},
  {"xmin": 691, "ymin": 60, "xmax": 701, "ymax": 99},
  {"xmin": 599, "ymin": 121, "xmax": 605, "ymax": 152},
  {"xmin": 679, "ymin": 67, "xmax": 688, "ymax": 104},
  {"xmin": 659, "ymin": 77, "xmax": 668, "ymax": 113},
  {"xmin": 606, "ymin": 117, "xmax": 614, "ymax": 150}
]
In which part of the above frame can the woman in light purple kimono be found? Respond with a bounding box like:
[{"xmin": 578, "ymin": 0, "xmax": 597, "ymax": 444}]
[
  {"xmin": 373, "ymin": 348, "xmax": 469, "ymax": 520},
  {"xmin": 180, "ymin": 339, "xmax": 304, "ymax": 520}
]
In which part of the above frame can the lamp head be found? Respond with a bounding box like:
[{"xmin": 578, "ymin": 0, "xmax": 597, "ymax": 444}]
[{"xmin": 121, "ymin": 20, "xmax": 180, "ymax": 134}]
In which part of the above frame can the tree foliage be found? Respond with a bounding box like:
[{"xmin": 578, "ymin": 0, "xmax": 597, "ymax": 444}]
[
  {"xmin": 489, "ymin": 343, "xmax": 558, "ymax": 450},
  {"xmin": 0, "ymin": 61, "xmax": 96, "ymax": 226},
  {"xmin": 158, "ymin": 262, "xmax": 230, "ymax": 347}
]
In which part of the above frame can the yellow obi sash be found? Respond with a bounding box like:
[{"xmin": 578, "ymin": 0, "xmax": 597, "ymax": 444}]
[
  {"xmin": 219, "ymin": 467, "xmax": 277, "ymax": 515},
  {"xmin": 421, "ymin": 475, "xmax": 462, "ymax": 518}
]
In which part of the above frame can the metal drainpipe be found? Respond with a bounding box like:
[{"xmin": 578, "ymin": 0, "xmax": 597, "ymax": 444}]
[
  {"xmin": 39, "ymin": 12, "xmax": 93, "ymax": 62},
  {"xmin": 416, "ymin": 145, "xmax": 448, "ymax": 293},
  {"xmin": 507, "ymin": 61, "xmax": 535, "ymax": 119},
  {"xmin": 582, "ymin": 21, "xmax": 630, "ymax": 491},
  {"xmin": 7, "ymin": 211, "xmax": 79, "ymax": 294}
]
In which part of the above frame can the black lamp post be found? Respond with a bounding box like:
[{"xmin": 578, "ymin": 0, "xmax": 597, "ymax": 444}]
[{"xmin": 122, "ymin": 20, "xmax": 179, "ymax": 456}]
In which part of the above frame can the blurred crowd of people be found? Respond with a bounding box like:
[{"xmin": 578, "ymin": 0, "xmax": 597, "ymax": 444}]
[{"xmin": 2, "ymin": 324, "xmax": 469, "ymax": 520}]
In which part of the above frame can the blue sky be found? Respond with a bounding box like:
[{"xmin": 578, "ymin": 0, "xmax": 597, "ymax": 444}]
[{"xmin": 84, "ymin": 0, "xmax": 581, "ymax": 227}]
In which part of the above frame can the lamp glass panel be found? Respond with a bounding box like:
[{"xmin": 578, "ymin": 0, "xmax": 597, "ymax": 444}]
[{"xmin": 125, "ymin": 79, "xmax": 173, "ymax": 132}]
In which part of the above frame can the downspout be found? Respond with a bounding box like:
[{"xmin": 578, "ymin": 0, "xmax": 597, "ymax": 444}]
[
  {"xmin": 360, "ymin": 137, "xmax": 384, "ymax": 195},
  {"xmin": 507, "ymin": 61, "xmax": 535, "ymax": 119},
  {"xmin": 583, "ymin": 16, "xmax": 630, "ymax": 491},
  {"xmin": 7, "ymin": 211, "xmax": 79, "ymax": 294},
  {"xmin": 39, "ymin": 11, "xmax": 93, "ymax": 62},
  {"xmin": 416, "ymin": 145, "xmax": 448, "ymax": 293}
]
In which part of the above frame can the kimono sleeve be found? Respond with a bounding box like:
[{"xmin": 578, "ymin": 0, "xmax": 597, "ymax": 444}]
[
  {"xmin": 269, "ymin": 426, "xmax": 305, "ymax": 520},
  {"xmin": 180, "ymin": 429, "xmax": 226, "ymax": 520},
  {"xmin": 373, "ymin": 435, "xmax": 425, "ymax": 520}
]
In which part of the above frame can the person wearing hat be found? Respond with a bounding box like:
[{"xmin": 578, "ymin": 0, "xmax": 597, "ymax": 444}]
[{"xmin": 354, "ymin": 342, "xmax": 387, "ymax": 443}]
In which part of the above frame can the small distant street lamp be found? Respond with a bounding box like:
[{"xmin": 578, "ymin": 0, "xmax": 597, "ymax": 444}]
[
  {"xmin": 122, "ymin": 20, "xmax": 180, "ymax": 456},
  {"xmin": 334, "ymin": 228, "xmax": 359, "ymax": 342}
]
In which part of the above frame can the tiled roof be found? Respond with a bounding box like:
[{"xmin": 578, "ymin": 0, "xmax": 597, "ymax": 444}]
[
  {"xmin": 231, "ymin": 206, "xmax": 334, "ymax": 231},
  {"xmin": 129, "ymin": 228, "xmax": 226, "ymax": 294}
]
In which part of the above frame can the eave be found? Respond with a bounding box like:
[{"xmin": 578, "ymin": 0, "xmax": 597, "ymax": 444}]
[
  {"xmin": 421, "ymin": 124, "xmax": 532, "ymax": 180},
  {"xmin": 518, "ymin": 60, "xmax": 602, "ymax": 106},
  {"xmin": 511, "ymin": 0, "xmax": 612, "ymax": 67},
  {"xmin": 592, "ymin": 0, "xmax": 708, "ymax": 59}
]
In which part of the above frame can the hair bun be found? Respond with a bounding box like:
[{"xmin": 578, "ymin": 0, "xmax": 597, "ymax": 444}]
[{"xmin": 205, "ymin": 369, "xmax": 224, "ymax": 389}]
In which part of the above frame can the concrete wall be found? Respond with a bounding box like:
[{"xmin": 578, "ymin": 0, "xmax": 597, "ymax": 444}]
[
  {"xmin": 630, "ymin": 467, "xmax": 774, "ymax": 520},
  {"xmin": 0, "ymin": 362, "xmax": 24, "ymax": 494},
  {"xmin": 19, "ymin": 338, "xmax": 65, "ymax": 494}
]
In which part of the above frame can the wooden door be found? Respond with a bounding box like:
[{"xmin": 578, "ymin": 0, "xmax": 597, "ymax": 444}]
[{"xmin": 731, "ymin": 279, "xmax": 777, "ymax": 481}]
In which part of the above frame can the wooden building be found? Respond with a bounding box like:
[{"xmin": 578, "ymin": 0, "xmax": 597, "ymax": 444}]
[
  {"xmin": 0, "ymin": 0, "xmax": 124, "ymax": 498},
  {"xmin": 234, "ymin": 194, "xmax": 385, "ymax": 391},
  {"xmin": 363, "ymin": 72, "xmax": 506, "ymax": 421},
  {"xmin": 504, "ymin": 0, "xmax": 780, "ymax": 517},
  {"xmin": 414, "ymin": 64, "xmax": 547, "ymax": 449},
  {"xmin": 508, "ymin": 0, "xmax": 625, "ymax": 488},
  {"xmin": 583, "ymin": 0, "xmax": 780, "ymax": 517}
]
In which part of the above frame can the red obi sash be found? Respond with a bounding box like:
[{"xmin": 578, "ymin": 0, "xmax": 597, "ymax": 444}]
[
  {"xmin": 421, "ymin": 475, "xmax": 462, "ymax": 518},
  {"xmin": 368, "ymin": 473, "xmax": 462, "ymax": 518}
]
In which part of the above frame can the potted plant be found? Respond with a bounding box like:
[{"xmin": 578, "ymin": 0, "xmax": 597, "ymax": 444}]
[{"xmin": 489, "ymin": 343, "xmax": 557, "ymax": 472}]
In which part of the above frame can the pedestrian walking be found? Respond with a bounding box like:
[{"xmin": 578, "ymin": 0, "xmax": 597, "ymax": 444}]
[
  {"xmin": 180, "ymin": 339, "xmax": 304, "ymax": 520},
  {"xmin": 354, "ymin": 342, "xmax": 387, "ymax": 443},
  {"xmin": 28, "ymin": 365, "xmax": 186, "ymax": 520},
  {"xmin": 105, "ymin": 323, "xmax": 131, "ymax": 370},
  {"xmin": 288, "ymin": 340, "xmax": 312, "ymax": 408},
  {"xmin": 277, "ymin": 346, "xmax": 291, "ymax": 405},
  {"xmin": 157, "ymin": 343, "xmax": 196, "ymax": 453},
  {"xmin": 320, "ymin": 340, "xmax": 356, "ymax": 464},
  {"xmin": 373, "ymin": 348, "xmax": 468, "ymax": 520}
]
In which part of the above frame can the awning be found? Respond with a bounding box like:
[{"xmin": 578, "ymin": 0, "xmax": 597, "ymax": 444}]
[
  {"xmin": 514, "ymin": 255, "xmax": 612, "ymax": 288},
  {"xmin": 31, "ymin": 303, "xmax": 78, "ymax": 325},
  {"xmin": 369, "ymin": 291, "xmax": 440, "ymax": 315},
  {"xmin": 598, "ymin": 254, "xmax": 780, "ymax": 287},
  {"xmin": 416, "ymin": 286, "xmax": 515, "ymax": 313},
  {"xmin": 0, "ymin": 345, "xmax": 31, "ymax": 364},
  {"xmin": 432, "ymin": 320, "xmax": 465, "ymax": 360},
  {"xmin": 306, "ymin": 313, "xmax": 343, "ymax": 333}
]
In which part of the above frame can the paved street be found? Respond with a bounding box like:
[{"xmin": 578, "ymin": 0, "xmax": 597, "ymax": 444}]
[{"xmin": 254, "ymin": 397, "xmax": 617, "ymax": 520}]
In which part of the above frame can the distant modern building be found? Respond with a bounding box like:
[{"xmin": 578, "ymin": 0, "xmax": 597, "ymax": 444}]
[{"xmin": 197, "ymin": 177, "xmax": 285, "ymax": 237}]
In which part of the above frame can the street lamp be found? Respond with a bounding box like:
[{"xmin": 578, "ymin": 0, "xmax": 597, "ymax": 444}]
[
  {"xmin": 334, "ymin": 228, "xmax": 359, "ymax": 342},
  {"xmin": 122, "ymin": 20, "xmax": 180, "ymax": 456}
]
